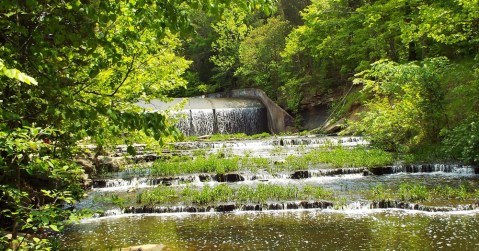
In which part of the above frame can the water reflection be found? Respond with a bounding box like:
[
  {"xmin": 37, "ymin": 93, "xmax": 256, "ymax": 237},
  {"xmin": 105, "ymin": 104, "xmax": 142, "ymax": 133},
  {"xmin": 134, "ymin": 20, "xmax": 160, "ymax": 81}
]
[{"xmin": 61, "ymin": 210, "xmax": 479, "ymax": 250}]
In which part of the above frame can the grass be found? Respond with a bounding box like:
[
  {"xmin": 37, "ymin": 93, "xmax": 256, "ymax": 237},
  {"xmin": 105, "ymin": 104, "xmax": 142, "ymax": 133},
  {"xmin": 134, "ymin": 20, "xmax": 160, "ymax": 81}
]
[
  {"xmin": 277, "ymin": 146, "xmax": 394, "ymax": 170},
  {"xmin": 150, "ymin": 154, "xmax": 270, "ymax": 176},
  {"xmin": 368, "ymin": 183, "xmax": 478, "ymax": 202},
  {"xmin": 310, "ymin": 147, "xmax": 393, "ymax": 168},
  {"xmin": 150, "ymin": 146, "xmax": 394, "ymax": 176},
  {"xmin": 137, "ymin": 184, "xmax": 333, "ymax": 205}
]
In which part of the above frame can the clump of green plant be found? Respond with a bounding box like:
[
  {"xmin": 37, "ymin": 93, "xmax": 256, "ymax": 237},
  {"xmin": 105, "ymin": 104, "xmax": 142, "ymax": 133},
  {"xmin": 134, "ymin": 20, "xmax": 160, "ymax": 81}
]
[
  {"xmin": 350, "ymin": 58, "xmax": 449, "ymax": 152},
  {"xmin": 442, "ymin": 118, "xmax": 479, "ymax": 165},
  {"xmin": 399, "ymin": 145, "xmax": 448, "ymax": 164},
  {"xmin": 137, "ymin": 186, "xmax": 177, "ymax": 204},
  {"xmin": 150, "ymin": 154, "xmax": 241, "ymax": 176},
  {"xmin": 369, "ymin": 184, "xmax": 394, "ymax": 201},
  {"xmin": 432, "ymin": 183, "xmax": 473, "ymax": 200},
  {"xmin": 92, "ymin": 194, "xmax": 127, "ymax": 207},
  {"xmin": 368, "ymin": 183, "xmax": 478, "ymax": 202},
  {"xmin": 286, "ymin": 146, "xmax": 394, "ymax": 169},
  {"xmin": 302, "ymin": 184, "xmax": 333, "ymax": 200},
  {"xmin": 183, "ymin": 184, "xmax": 235, "ymax": 205},
  {"xmin": 192, "ymin": 148, "xmax": 208, "ymax": 157},
  {"xmin": 398, "ymin": 184, "xmax": 429, "ymax": 202},
  {"xmin": 151, "ymin": 145, "xmax": 393, "ymax": 177},
  {"xmin": 137, "ymin": 184, "xmax": 333, "ymax": 206}
]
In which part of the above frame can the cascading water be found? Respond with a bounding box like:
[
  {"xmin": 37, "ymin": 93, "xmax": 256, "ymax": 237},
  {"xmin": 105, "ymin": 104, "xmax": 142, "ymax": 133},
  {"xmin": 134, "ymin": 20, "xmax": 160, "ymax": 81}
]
[
  {"xmin": 138, "ymin": 98, "xmax": 268, "ymax": 136},
  {"xmin": 66, "ymin": 130, "xmax": 479, "ymax": 250}
]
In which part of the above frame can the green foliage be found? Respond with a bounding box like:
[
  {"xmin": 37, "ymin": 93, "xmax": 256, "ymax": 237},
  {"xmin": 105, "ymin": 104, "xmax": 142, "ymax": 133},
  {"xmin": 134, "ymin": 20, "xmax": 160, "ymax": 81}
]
[
  {"xmin": 139, "ymin": 183, "xmax": 333, "ymax": 205},
  {"xmin": 280, "ymin": 0, "xmax": 479, "ymax": 112},
  {"xmin": 0, "ymin": 127, "xmax": 84, "ymax": 249},
  {"xmin": 441, "ymin": 65, "xmax": 479, "ymax": 164},
  {"xmin": 368, "ymin": 183, "xmax": 477, "ymax": 202},
  {"xmin": 210, "ymin": 7, "xmax": 252, "ymax": 89},
  {"xmin": 398, "ymin": 184, "xmax": 429, "ymax": 202},
  {"xmin": 137, "ymin": 186, "xmax": 177, "ymax": 204},
  {"xmin": 442, "ymin": 119, "xmax": 479, "ymax": 164},
  {"xmin": 236, "ymin": 17, "xmax": 292, "ymax": 99},
  {"xmin": 282, "ymin": 146, "xmax": 394, "ymax": 169},
  {"xmin": 351, "ymin": 58, "xmax": 449, "ymax": 151},
  {"xmin": 0, "ymin": 0, "xmax": 276, "ymax": 249},
  {"xmin": 0, "ymin": 59, "xmax": 37, "ymax": 85},
  {"xmin": 92, "ymin": 194, "xmax": 126, "ymax": 208},
  {"xmin": 151, "ymin": 154, "xmax": 237, "ymax": 176},
  {"xmin": 152, "ymin": 145, "xmax": 392, "ymax": 177}
]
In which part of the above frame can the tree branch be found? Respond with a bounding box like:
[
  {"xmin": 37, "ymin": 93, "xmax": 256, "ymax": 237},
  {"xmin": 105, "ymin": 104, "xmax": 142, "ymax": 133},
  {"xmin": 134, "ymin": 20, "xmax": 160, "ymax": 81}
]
[{"xmin": 83, "ymin": 53, "xmax": 138, "ymax": 97}]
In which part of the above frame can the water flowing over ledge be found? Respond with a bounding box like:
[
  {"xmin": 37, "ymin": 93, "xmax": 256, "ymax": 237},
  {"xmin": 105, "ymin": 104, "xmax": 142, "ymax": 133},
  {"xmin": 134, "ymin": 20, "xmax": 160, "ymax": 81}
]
[
  {"xmin": 89, "ymin": 200, "xmax": 479, "ymax": 220},
  {"xmin": 90, "ymin": 164, "xmax": 478, "ymax": 191},
  {"xmin": 136, "ymin": 98, "xmax": 269, "ymax": 136}
]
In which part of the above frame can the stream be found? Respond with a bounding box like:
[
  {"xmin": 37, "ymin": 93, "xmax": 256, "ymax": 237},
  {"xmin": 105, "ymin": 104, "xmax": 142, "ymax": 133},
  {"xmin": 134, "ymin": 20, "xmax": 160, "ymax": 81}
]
[{"xmin": 60, "ymin": 136, "xmax": 479, "ymax": 250}]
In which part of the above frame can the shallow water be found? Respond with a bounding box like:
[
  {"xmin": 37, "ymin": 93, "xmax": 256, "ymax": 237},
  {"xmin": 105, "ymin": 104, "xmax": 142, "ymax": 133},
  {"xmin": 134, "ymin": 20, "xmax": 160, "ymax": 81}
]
[
  {"xmin": 79, "ymin": 172, "xmax": 479, "ymax": 211},
  {"xmin": 68, "ymin": 135, "xmax": 479, "ymax": 250},
  {"xmin": 61, "ymin": 210, "xmax": 479, "ymax": 250}
]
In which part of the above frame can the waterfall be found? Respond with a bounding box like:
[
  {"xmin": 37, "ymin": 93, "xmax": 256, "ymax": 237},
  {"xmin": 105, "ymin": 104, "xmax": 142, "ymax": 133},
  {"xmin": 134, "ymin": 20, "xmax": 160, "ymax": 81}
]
[
  {"xmin": 139, "ymin": 98, "xmax": 268, "ymax": 136},
  {"xmin": 370, "ymin": 164, "xmax": 477, "ymax": 175},
  {"xmin": 174, "ymin": 107, "xmax": 267, "ymax": 136}
]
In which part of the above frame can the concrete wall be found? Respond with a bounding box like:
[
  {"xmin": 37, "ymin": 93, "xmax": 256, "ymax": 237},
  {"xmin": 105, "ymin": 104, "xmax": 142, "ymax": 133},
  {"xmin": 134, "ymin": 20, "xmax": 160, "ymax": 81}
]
[{"xmin": 203, "ymin": 88, "xmax": 296, "ymax": 134}]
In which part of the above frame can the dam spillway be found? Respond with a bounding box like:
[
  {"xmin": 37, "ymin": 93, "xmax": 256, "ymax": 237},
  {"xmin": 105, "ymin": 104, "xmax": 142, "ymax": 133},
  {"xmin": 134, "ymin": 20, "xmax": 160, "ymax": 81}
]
[{"xmin": 136, "ymin": 98, "xmax": 268, "ymax": 136}]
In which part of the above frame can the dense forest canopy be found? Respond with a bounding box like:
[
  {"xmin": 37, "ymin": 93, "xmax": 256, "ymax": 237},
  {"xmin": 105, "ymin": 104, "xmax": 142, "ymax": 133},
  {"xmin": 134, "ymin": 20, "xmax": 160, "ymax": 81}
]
[
  {"xmin": 179, "ymin": 0, "xmax": 478, "ymax": 155},
  {"xmin": 1, "ymin": 0, "xmax": 479, "ymax": 249}
]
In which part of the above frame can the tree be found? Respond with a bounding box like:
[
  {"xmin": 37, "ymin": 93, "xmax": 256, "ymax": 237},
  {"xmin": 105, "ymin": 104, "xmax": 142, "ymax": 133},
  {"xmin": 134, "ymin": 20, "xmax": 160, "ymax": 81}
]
[
  {"xmin": 236, "ymin": 17, "xmax": 292, "ymax": 100},
  {"xmin": 351, "ymin": 57, "xmax": 449, "ymax": 151},
  {"xmin": 0, "ymin": 0, "xmax": 275, "ymax": 249},
  {"xmin": 280, "ymin": 0, "xmax": 479, "ymax": 112},
  {"xmin": 209, "ymin": 7, "xmax": 253, "ymax": 90}
]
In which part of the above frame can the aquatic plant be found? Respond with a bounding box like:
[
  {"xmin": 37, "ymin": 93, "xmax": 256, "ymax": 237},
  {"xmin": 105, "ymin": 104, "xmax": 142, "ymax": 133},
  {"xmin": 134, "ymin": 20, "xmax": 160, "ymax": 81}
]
[
  {"xmin": 137, "ymin": 186, "xmax": 177, "ymax": 204},
  {"xmin": 369, "ymin": 184, "xmax": 394, "ymax": 201},
  {"xmin": 149, "ymin": 145, "xmax": 394, "ymax": 177},
  {"xmin": 367, "ymin": 183, "xmax": 478, "ymax": 202},
  {"xmin": 398, "ymin": 184, "xmax": 429, "ymax": 202},
  {"xmin": 137, "ymin": 184, "xmax": 333, "ymax": 206},
  {"xmin": 92, "ymin": 194, "xmax": 127, "ymax": 207},
  {"xmin": 309, "ymin": 146, "xmax": 393, "ymax": 168}
]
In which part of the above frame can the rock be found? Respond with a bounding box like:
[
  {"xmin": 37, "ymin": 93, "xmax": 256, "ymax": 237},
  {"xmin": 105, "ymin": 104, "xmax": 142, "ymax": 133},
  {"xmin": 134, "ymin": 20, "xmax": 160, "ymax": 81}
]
[
  {"xmin": 369, "ymin": 166, "xmax": 394, "ymax": 175},
  {"xmin": 243, "ymin": 205, "xmax": 256, "ymax": 211},
  {"xmin": 286, "ymin": 203, "xmax": 299, "ymax": 209},
  {"xmin": 199, "ymin": 174, "xmax": 212, "ymax": 182},
  {"xmin": 92, "ymin": 179, "xmax": 107, "ymax": 188},
  {"xmin": 268, "ymin": 203, "xmax": 283, "ymax": 210},
  {"xmin": 290, "ymin": 170, "xmax": 310, "ymax": 179},
  {"xmin": 75, "ymin": 158, "xmax": 96, "ymax": 174},
  {"xmin": 120, "ymin": 244, "xmax": 165, "ymax": 251},
  {"xmin": 151, "ymin": 177, "xmax": 177, "ymax": 186},
  {"xmin": 95, "ymin": 157, "xmax": 125, "ymax": 172},
  {"xmin": 216, "ymin": 204, "xmax": 236, "ymax": 212},
  {"xmin": 127, "ymin": 187, "xmax": 138, "ymax": 193},
  {"xmin": 215, "ymin": 173, "xmax": 245, "ymax": 182},
  {"xmin": 81, "ymin": 174, "xmax": 92, "ymax": 188},
  {"xmin": 132, "ymin": 154, "xmax": 159, "ymax": 163}
]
